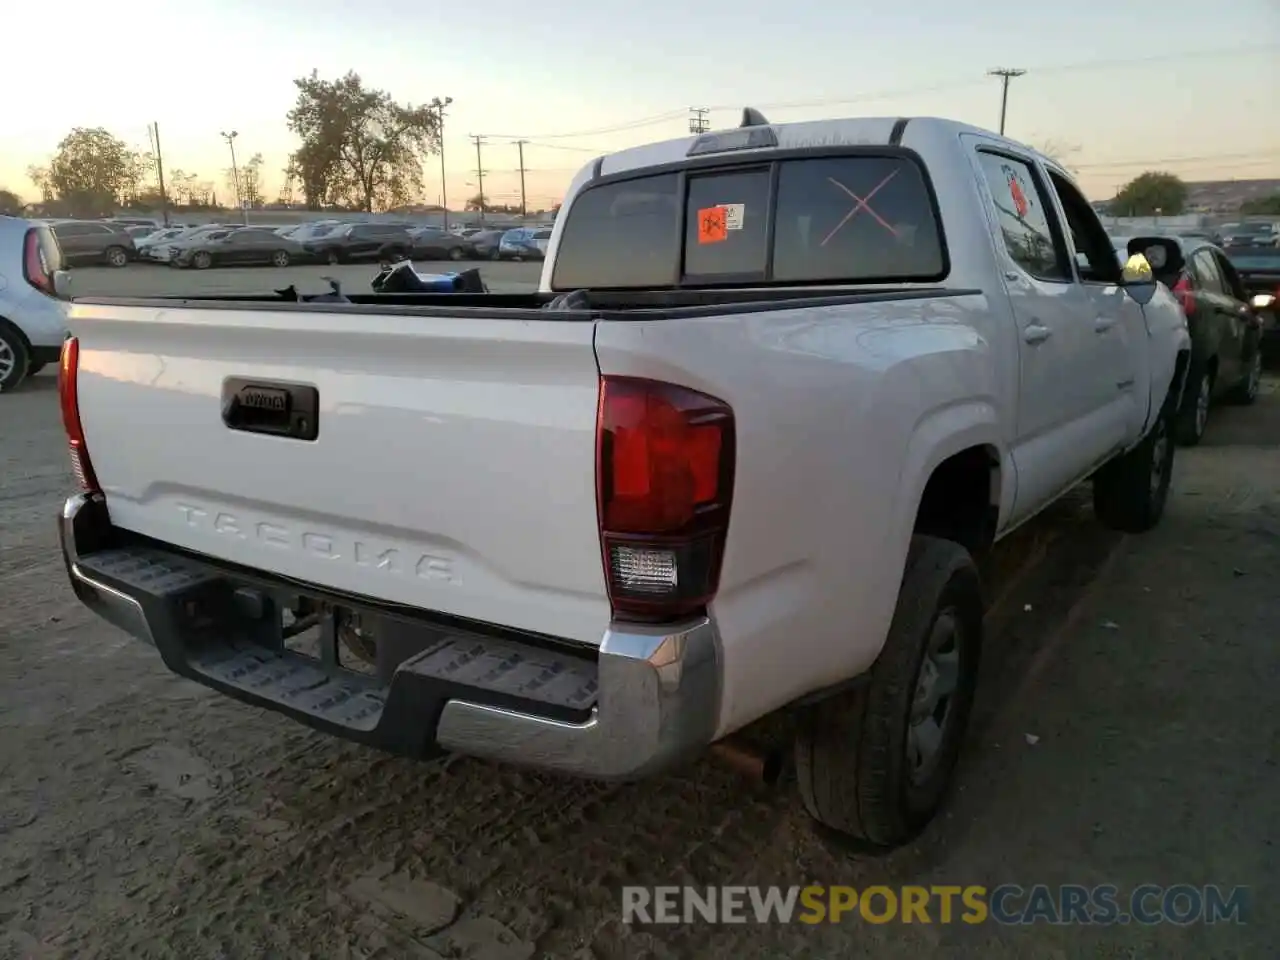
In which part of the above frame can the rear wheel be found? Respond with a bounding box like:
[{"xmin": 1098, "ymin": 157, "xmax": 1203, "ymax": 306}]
[
  {"xmin": 0, "ymin": 323, "xmax": 31, "ymax": 393},
  {"xmin": 192, "ymin": 250, "xmax": 213, "ymax": 270},
  {"xmin": 794, "ymin": 536, "xmax": 983, "ymax": 849},
  {"xmin": 1227, "ymin": 349, "xmax": 1262, "ymax": 405},
  {"xmin": 448, "ymin": 246, "xmax": 465, "ymax": 261},
  {"xmin": 271, "ymin": 249, "xmax": 291, "ymax": 268},
  {"xmin": 1093, "ymin": 399, "xmax": 1175, "ymax": 533},
  {"xmin": 104, "ymin": 246, "xmax": 128, "ymax": 268},
  {"xmin": 326, "ymin": 248, "xmax": 342, "ymax": 265},
  {"xmin": 1175, "ymin": 362, "xmax": 1212, "ymax": 446}
]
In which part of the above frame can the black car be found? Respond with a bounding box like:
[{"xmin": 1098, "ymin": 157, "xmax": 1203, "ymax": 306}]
[
  {"xmin": 170, "ymin": 227, "xmax": 310, "ymax": 269},
  {"xmin": 1223, "ymin": 242, "xmax": 1280, "ymax": 360},
  {"xmin": 1129, "ymin": 236, "xmax": 1263, "ymax": 445},
  {"xmin": 406, "ymin": 226, "xmax": 475, "ymax": 261},
  {"xmin": 303, "ymin": 222, "xmax": 414, "ymax": 264}
]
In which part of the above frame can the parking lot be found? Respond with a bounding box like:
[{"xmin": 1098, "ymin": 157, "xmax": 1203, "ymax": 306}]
[{"xmin": 1, "ymin": 264, "xmax": 1278, "ymax": 958}]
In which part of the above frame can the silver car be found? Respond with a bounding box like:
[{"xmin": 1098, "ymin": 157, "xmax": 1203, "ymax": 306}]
[{"xmin": 0, "ymin": 216, "xmax": 71, "ymax": 391}]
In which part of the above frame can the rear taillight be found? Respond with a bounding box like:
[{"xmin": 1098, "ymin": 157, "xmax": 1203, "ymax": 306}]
[
  {"xmin": 22, "ymin": 228, "xmax": 54, "ymax": 296},
  {"xmin": 58, "ymin": 338, "xmax": 100, "ymax": 493},
  {"xmin": 1172, "ymin": 275, "xmax": 1196, "ymax": 315},
  {"xmin": 596, "ymin": 376, "xmax": 735, "ymax": 621}
]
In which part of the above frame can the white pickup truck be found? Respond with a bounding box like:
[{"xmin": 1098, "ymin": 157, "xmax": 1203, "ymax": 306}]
[{"xmin": 57, "ymin": 112, "xmax": 1190, "ymax": 849}]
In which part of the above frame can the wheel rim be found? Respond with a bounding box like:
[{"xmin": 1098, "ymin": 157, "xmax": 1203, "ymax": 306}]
[
  {"xmin": 1150, "ymin": 416, "xmax": 1170, "ymax": 498},
  {"xmin": 327, "ymin": 251, "xmax": 340, "ymax": 264},
  {"xmin": 109, "ymin": 249, "xmax": 126, "ymax": 266},
  {"xmin": 195, "ymin": 253, "xmax": 210, "ymax": 269},
  {"xmin": 1247, "ymin": 353, "xmax": 1262, "ymax": 398},
  {"xmin": 450, "ymin": 247, "xmax": 463, "ymax": 261},
  {"xmin": 908, "ymin": 609, "xmax": 963, "ymax": 785},
  {"xmin": 0, "ymin": 338, "xmax": 15, "ymax": 383},
  {"xmin": 1194, "ymin": 376, "xmax": 1210, "ymax": 436},
  {"xmin": 273, "ymin": 251, "xmax": 289, "ymax": 267}
]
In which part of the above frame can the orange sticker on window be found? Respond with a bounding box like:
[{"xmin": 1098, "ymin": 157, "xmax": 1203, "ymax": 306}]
[{"xmin": 697, "ymin": 206, "xmax": 728, "ymax": 244}]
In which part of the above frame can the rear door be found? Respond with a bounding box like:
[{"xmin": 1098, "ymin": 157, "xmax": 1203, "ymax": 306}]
[
  {"xmin": 1189, "ymin": 248, "xmax": 1243, "ymax": 390},
  {"xmin": 968, "ymin": 144, "xmax": 1122, "ymax": 524}
]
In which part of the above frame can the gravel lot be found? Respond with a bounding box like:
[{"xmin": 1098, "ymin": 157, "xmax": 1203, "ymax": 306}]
[{"xmin": 1, "ymin": 272, "xmax": 1277, "ymax": 958}]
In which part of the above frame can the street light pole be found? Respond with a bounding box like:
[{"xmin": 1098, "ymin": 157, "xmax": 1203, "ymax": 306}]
[
  {"xmin": 220, "ymin": 130, "xmax": 247, "ymax": 224},
  {"xmin": 435, "ymin": 97, "xmax": 453, "ymax": 230}
]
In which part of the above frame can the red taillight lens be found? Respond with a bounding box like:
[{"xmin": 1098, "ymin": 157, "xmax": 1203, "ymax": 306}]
[
  {"xmin": 596, "ymin": 376, "xmax": 735, "ymax": 621},
  {"xmin": 58, "ymin": 337, "xmax": 100, "ymax": 493},
  {"xmin": 1171, "ymin": 275, "xmax": 1196, "ymax": 315},
  {"xmin": 23, "ymin": 228, "xmax": 54, "ymax": 296}
]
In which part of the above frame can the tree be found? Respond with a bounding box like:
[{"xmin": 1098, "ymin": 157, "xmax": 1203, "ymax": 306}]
[
  {"xmin": 27, "ymin": 127, "xmax": 141, "ymax": 217},
  {"xmin": 1113, "ymin": 172, "xmax": 1188, "ymax": 216},
  {"xmin": 285, "ymin": 70, "xmax": 442, "ymax": 211},
  {"xmin": 0, "ymin": 189, "xmax": 22, "ymax": 216},
  {"xmin": 1240, "ymin": 193, "xmax": 1280, "ymax": 216},
  {"xmin": 465, "ymin": 193, "xmax": 488, "ymax": 211},
  {"xmin": 225, "ymin": 152, "xmax": 265, "ymax": 209}
]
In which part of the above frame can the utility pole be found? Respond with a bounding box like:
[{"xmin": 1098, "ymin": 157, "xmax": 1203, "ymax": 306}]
[
  {"xmin": 688, "ymin": 107, "xmax": 710, "ymax": 134},
  {"xmin": 470, "ymin": 135, "xmax": 487, "ymax": 225},
  {"xmin": 150, "ymin": 121, "xmax": 170, "ymax": 226},
  {"xmin": 515, "ymin": 140, "xmax": 528, "ymax": 220},
  {"xmin": 434, "ymin": 96, "xmax": 452, "ymax": 230},
  {"xmin": 220, "ymin": 130, "xmax": 247, "ymax": 224},
  {"xmin": 986, "ymin": 69, "xmax": 1026, "ymax": 136}
]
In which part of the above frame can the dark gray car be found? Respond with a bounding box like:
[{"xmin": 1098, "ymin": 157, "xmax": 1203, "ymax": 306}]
[
  {"xmin": 171, "ymin": 227, "xmax": 310, "ymax": 269},
  {"xmin": 50, "ymin": 220, "xmax": 136, "ymax": 268}
]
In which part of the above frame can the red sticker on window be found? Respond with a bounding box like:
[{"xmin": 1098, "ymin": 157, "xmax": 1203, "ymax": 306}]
[
  {"xmin": 1005, "ymin": 167, "xmax": 1030, "ymax": 218},
  {"xmin": 697, "ymin": 206, "xmax": 728, "ymax": 244}
]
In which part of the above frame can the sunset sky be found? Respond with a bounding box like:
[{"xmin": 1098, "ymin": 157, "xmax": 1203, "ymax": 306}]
[{"xmin": 3, "ymin": 0, "xmax": 1276, "ymax": 207}]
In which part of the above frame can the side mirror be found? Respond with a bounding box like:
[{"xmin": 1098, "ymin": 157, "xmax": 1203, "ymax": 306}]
[
  {"xmin": 1120, "ymin": 253, "xmax": 1157, "ymax": 305},
  {"xmin": 1252, "ymin": 293, "xmax": 1277, "ymax": 311},
  {"xmin": 1126, "ymin": 236, "xmax": 1184, "ymax": 277}
]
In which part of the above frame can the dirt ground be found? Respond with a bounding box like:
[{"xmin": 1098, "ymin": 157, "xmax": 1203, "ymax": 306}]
[{"xmin": 1, "ymin": 360, "xmax": 1277, "ymax": 959}]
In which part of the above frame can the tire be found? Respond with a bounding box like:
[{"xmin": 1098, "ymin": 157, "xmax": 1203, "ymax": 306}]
[
  {"xmin": 27, "ymin": 361, "xmax": 47, "ymax": 377},
  {"xmin": 1175, "ymin": 362, "xmax": 1212, "ymax": 446},
  {"xmin": 489, "ymin": 248, "xmax": 500, "ymax": 261},
  {"xmin": 448, "ymin": 246, "xmax": 465, "ymax": 261},
  {"xmin": 794, "ymin": 535, "xmax": 983, "ymax": 849},
  {"xmin": 1093, "ymin": 398, "xmax": 1175, "ymax": 534},
  {"xmin": 271, "ymin": 249, "xmax": 291, "ymax": 268},
  {"xmin": 1227, "ymin": 348, "xmax": 1262, "ymax": 406},
  {"xmin": 0, "ymin": 323, "xmax": 32, "ymax": 393},
  {"xmin": 326, "ymin": 249, "xmax": 342, "ymax": 265},
  {"xmin": 104, "ymin": 246, "xmax": 129, "ymax": 268}
]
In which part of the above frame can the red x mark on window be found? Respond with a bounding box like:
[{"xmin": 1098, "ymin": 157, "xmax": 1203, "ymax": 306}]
[{"xmin": 820, "ymin": 169, "xmax": 900, "ymax": 247}]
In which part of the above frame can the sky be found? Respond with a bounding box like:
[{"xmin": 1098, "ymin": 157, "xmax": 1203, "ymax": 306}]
[{"xmin": 2, "ymin": 0, "xmax": 1277, "ymax": 207}]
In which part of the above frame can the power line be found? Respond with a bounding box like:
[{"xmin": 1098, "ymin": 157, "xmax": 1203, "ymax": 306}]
[
  {"xmin": 1073, "ymin": 150, "xmax": 1280, "ymax": 171},
  {"xmin": 515, "ymin": 139, "xmax": 528, "ymax": 219},
  {"xmin": 987, "ymin": 68, "xmax": 1026, "ymax": 135},
  {"xmin": 149, "ymin": 122, "xmax": 170, "ymax": 226},
  {"xmin": 689, "ymin": 107, "xmax": 710, "ymax": 134}
]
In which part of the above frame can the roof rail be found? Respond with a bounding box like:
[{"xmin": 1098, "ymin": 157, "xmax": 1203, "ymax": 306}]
[{"xmin": 740, "ymin": 107, "xmax": 770, "ymax": 128}]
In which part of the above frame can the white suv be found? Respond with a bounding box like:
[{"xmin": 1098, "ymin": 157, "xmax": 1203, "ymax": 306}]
[{"xmin": 0, "ymin": 216, "xmax": 70, "ymax": 392}]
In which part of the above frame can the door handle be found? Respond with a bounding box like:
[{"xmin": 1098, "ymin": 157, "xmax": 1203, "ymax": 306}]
[
  {"xmin": 1094, "ymin": 316, "xmax": 1116, "ymax": 333},
  {"xmin": 1023, "ymin": 324, "xmax": 1052, "ymax": 345}
]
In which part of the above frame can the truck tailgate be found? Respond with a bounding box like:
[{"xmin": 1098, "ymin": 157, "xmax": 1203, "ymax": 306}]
[{"xmin": 70, "ymin": 304, "xmax": 612, "ymax": 645}]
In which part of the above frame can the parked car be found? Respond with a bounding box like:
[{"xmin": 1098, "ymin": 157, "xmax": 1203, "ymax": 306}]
[
  {"xmin": 106, "ymin": 217, "xmax": 160, "ymax": 230},
  {"xmin": 286, "ymin": 220, "xmax": 344, "ymax": 244},
  {"xmin": 1127, "ymin": 235, "xmax": 1263, "ymax": 445},
  {"xmin": 1222, "ymin": 242, "xmax": 1280, "ymax": 359},
  {"xmin": 407, "ymin": 226, "xmax": 474, "ymax": 261},
  {"xmin": 466, "ymin": 228, "xmax": 509, "ymax": 259},
  {"xmin": 1217, "ymin": 221, "xmax": 1278, "ymax": 247},
  {"xmin": 135, "ymin": 226, "xmax": 190, "ymax": 259},
  {"xmin": 148, "ymin": 226, "xmax": 237, "ymax": 263},
  {"xmin": 303, "ymin": 222, "xmax": 413, "ymax": 264},
  {"xmin": 0, "ymin": 216, "xmax": 69, "ymax": 392},
  {"xmin": 498, "ymin": 227, "xmax": 548, "ymax": 260},
  {"xmin": 171, "ymin": 227, "xmax": 310, "ymax": 269},
  {"xmin": 49, "ymin": 220, "xmax": 136, "ymax": 268},
  {"xmin": 54, "ymin": 113, "xmax": 1188, "ymax": 850}
]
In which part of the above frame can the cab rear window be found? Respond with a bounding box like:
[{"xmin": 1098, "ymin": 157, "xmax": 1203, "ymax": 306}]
[{"xmin": 551, "ymin": 153, "xmax": 946, "ymax": 290}]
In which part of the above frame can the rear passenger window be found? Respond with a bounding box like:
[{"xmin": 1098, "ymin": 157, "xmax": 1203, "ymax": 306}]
[
  {"xmin": 771, "ymin": 156, "xmax": 945, "ymax": 283},
  {"xmin": 552, "ymin": 173, "xmax": 680, "ymax": 290},
  {"xmin": 1191, "ymin": 251, "xmax": 1226, "ymax": 295},
  {"xmin": 975, "ymin": 152, "xmax": 1067, "ymax": 282}
]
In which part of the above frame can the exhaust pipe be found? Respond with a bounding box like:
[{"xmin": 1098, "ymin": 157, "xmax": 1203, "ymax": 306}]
[{"xmin": 708, "ymin": 739, "xmax": 786, "ymax": 786}]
